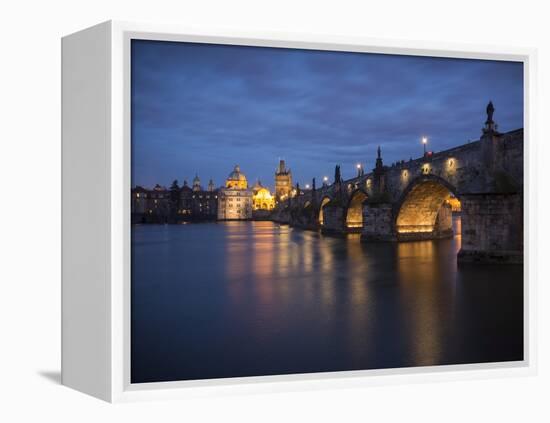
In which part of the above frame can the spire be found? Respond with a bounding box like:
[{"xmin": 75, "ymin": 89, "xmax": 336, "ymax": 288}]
[
  {"xmin": 375, "ymin": 146, "xmax": 383, "ymax": 170},
  {"xmin": 192, "ymin": 173, "xmax": 201, "ymax": 191},
  {"xmin": 334, "ymin": 165, "xmax": 341, "ymax": 184},
  {"xmin": 312, "ymin": 177, "xmax": 316, "ymax": 192},
  {"xmin": 277, "ymin": 159, "xmax": 288, "ymax": 175}
]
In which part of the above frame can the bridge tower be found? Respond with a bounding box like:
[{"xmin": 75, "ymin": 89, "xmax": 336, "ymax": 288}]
[{"xmin": 275, "ymin": 159, "xmax": 292, "ymax": 202}]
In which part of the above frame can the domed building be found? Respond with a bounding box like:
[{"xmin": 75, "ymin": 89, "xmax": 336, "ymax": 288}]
[
  {"xmin": 217, "ymin": 165, "xmax": 253, "ymax": 220},
  {"xmin": 225, "ymin": 165, "xmax": 248, "ymax": 189}
]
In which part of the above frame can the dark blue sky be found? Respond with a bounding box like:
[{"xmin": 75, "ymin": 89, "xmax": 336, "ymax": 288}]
[{"xmin": 131, "ymin": 40, "xmax": 523, "ymax": 190}]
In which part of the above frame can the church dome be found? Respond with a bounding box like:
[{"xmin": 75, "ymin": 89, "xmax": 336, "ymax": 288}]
[
  {"xmin": 225, "ymin": 165, "xmax": 248, "ymax": 189},
  {"xmin": 227, "ymin": 165, "xmax": 247, "ymax": 182}
]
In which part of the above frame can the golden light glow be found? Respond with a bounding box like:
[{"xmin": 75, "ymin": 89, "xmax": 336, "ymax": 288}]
[
  {"xmin": 447, "ymin": 158, "xmax": 457, "ymax": 173},
  {"xmin": 252, "ymin": 187, "xmax": 275, "ymax": 211},
  {"xmin": 319, "ymin": 197, "xmax": 331, "ymax": 225},
  {"xmin": 445, "ymin": 195, "xmax": 461, "ymax": 212},
  {"xmin": 397, "ymin": 225, "xmax": 434, "ymax": 234}
]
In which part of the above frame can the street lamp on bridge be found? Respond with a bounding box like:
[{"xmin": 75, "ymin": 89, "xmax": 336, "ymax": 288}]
[{"xmin": 422, "ymin": 137, "xmax": 428, "ymax": 156}]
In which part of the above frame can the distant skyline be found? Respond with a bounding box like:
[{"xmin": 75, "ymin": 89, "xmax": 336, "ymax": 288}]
[{"xmin": 131, "ymin": 40, "xmax": 523, "ymax": 191}]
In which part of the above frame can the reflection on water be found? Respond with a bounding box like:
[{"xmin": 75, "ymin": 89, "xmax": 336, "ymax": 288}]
[{"xmin": 131, "ymin": 219, "xmax": 523, "ymax": 383}]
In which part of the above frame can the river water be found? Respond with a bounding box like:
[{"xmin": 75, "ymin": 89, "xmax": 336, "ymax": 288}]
[{"xmin": 131, "ymin": 219, "xmax": 523, "ymax": 383}]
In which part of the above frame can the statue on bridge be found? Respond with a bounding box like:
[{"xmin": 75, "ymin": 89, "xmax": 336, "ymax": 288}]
[
  {"xmin": 375, "ymin": 146, "xmax": 384, "ymax": 170},
  {"xmin": 486, "ymin": 101, "xmax": 495, "ymax": 124},
  {"xmin": 483, "ymin": 101, "xmax": 498, "ymax": 133}
]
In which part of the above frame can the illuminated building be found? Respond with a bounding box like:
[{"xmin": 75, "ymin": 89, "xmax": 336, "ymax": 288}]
[
  {"xmin": 183, "ymin": 178, "xmax": 218, "ymax": 219},
  {"xmin": 131, "ymin": 184, "xmax": 171, "ymax": 223},
  {"xmin": 131, "ymin": 178, "xmax": 218, "ymax": 223},
  {"xmin": 274, "ymin": 159, "xmax": 292, "ymax": 202},
  {"xmin": 217, "ymin": 165, "xmax": 253, "ymax": 220},
  {"xmin": 251, "ymin": 180, "xmax": 275, "ymax": 210},
  {"xmin": 225, "ymin": 164, "xmax": 248, "ymax": 189}
]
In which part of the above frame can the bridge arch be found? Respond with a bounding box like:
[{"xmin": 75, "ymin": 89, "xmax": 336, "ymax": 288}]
[
  {"xmin": 394, "ymin": 174, "xmax": 459, "ymax": 239},
  {"xmin": 318, "ymin": 196, "xmax": 332, "ymax": 226},
  {"xmin": 345, "ymin": 189, "xmax": 368, "ymax": 230}
]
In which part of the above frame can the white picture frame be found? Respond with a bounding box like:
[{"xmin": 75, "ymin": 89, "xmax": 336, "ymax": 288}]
[{"xmin": 61, "ymin": 20, "xmax": 537, "ymax": 403}]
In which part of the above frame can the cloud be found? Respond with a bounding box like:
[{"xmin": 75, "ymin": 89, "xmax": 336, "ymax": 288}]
[{"xmin": 131, "ymin": 40, "xmax": 523, "ymax": 188}]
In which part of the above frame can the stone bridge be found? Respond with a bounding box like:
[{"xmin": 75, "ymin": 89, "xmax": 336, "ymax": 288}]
[{"xmin": 271, "ymin": 103, "xmax": 523, "ymax": 263}]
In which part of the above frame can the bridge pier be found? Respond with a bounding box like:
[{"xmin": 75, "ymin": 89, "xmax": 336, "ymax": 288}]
[
  {"xmin": 360, "ymin": 202, "xmax": 396, "ymax": 242},
  {"xmin": 457, "ymin": 193, "xmax": 523, "ymax": 264},
  {"xmin": 320, "ymin": 202, "xmax": 346, "ymax": 235}
]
